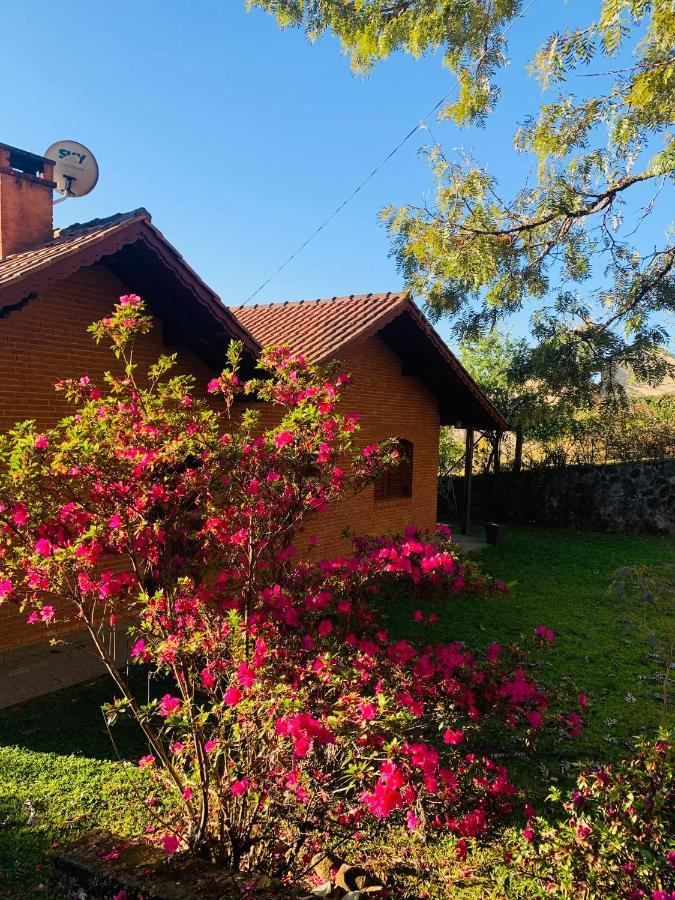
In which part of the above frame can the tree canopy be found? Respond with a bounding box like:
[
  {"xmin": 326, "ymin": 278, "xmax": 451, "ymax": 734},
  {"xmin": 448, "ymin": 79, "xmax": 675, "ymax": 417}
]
[{"xmin": 250, "ymin": 0, "xmax": 675, "ymax": 399}]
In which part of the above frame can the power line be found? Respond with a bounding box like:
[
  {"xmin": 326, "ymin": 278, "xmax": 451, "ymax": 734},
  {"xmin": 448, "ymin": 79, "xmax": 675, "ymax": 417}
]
[{"xmin": 240, "ymin": 0, "xmax": 538, "ymax": 307}]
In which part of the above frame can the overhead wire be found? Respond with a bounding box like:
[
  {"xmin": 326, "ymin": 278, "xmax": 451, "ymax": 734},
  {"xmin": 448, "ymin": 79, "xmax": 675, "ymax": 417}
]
[{"xmin": 239, "ymin": 0, "xmax": 538, "ymax": 307}]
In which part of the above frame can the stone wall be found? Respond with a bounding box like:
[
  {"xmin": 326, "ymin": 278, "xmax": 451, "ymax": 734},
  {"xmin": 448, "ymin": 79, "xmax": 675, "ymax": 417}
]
[{"xmin": 447, "ymin": 459, "xmax": 674, "ymax": 535}]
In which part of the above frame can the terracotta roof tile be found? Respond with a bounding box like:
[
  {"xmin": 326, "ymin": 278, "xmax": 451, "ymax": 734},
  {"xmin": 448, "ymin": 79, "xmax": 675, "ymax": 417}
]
[
  {"xmin": 0, "ymin": 208, "xmax": 149, "ymax": 290},
  {"xmin": 232, "ymin": 294, "xmax": 508, "ymax": 430},
  {"xmin": 232, "ymin": 292, "xmax": 408, "ymax": 362}
]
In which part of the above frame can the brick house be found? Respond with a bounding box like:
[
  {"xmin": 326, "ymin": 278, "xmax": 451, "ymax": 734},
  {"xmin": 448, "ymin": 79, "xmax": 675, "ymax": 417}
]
[{"xmin": 0, "ymin": 141, "xmax": 505, "ymax": 652}]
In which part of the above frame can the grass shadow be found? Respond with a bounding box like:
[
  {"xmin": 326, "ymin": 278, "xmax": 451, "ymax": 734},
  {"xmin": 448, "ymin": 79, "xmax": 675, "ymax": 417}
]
[{"xmin": 0, "ymin": 669, "xmax": 151, "ymax": 761}]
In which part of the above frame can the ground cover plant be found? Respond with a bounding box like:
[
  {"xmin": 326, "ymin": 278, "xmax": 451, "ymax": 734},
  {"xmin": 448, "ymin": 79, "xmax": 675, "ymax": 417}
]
[
  {"xmin": 499, "ymin": 732, "xmax": 674, "ymax": 898},
  {"xmin": 0, "ymin": 296, "xmax": 581, "ymax": 891},
  {"xmin": 0, "ymin": 526, "xmax": 672, "ymax": 897}
]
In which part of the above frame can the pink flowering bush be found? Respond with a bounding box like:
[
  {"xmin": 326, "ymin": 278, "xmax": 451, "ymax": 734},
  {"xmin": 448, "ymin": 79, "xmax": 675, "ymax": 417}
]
[
  {"xmin": 499, "ymin": 732, "xmax": 674, "ymax": 899},
  {"xmin": 0, "ymin": 296, "xmax": 573, "ymax": 880}
]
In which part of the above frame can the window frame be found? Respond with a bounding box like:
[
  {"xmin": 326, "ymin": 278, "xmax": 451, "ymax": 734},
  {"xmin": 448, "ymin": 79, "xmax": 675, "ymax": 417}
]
[{"xmin": 373, "ymin": 438, "xmax": 414, "ymax": 502}]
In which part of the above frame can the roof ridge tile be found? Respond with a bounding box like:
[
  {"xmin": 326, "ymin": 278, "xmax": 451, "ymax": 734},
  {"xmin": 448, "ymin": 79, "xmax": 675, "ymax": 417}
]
[{"xmin": 55, "ymin": 207, "xmax": 151, "ymax": 239}]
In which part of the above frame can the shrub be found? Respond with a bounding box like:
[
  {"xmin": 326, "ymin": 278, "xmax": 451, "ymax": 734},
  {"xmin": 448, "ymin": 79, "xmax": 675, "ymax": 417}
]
[
  {"xmin": 0, "ymin": 296, "xmax": 575, "ymax": 882},
  {"xmin": 499, "ymin": 733, "xmax": 675, "ymax": 899}
]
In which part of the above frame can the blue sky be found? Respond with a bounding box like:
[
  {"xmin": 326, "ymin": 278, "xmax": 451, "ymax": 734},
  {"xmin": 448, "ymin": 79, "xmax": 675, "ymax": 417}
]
[{"xmin": 3, "ymin": 1, "xmax": 671, "ymax": 347}]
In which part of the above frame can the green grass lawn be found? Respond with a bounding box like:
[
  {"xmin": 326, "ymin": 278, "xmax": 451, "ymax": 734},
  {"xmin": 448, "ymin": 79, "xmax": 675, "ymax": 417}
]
[
  {"xmin": 0, "ymin": 526, "xmax": 672, "ymax": 897},
  {"xmin": 383, "ymin": 525, "xmax": 674, "ymax": 790}
]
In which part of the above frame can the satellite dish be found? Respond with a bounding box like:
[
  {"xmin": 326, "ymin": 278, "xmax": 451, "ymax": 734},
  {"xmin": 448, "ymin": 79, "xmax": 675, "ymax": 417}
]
[{"xmin": 44, "ymin": 140, "xmax": 99, "ymax": 198}]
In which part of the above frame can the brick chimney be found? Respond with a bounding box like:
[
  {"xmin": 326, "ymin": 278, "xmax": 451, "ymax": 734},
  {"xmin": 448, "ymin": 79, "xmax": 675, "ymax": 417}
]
[{"xmin": 0, "ymin": 143, "xmax": 56, "ymax": 259}]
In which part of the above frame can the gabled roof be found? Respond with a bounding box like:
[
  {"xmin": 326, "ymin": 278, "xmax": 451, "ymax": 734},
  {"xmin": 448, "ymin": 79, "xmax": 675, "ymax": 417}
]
[
  {"xmin": 0, "ymin": 209, "xmax": 259, "ymax": 361},
  {"xmin": 232, "ymin": 293, "xmax": 507, "ymax": 430}
]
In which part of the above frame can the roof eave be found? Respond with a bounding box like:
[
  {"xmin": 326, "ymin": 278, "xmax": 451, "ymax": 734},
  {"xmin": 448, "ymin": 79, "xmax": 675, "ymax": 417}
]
[
  {"xmin": 314, "ymin": 294, "xmax": 508, "ymax": 432},
  {"xmin": 0, "ymin": 214, "xmax": 261, "ymax": 358}
]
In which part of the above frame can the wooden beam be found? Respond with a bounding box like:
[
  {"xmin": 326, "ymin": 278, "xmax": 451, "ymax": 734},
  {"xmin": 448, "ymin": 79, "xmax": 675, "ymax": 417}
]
[
  {"xmin": 513, "ymin": 428, "xmax": 523, "ymax": 473},
  {"xmin": 461, "ymin": 428, "xmax": 474, "ymax": 535}
]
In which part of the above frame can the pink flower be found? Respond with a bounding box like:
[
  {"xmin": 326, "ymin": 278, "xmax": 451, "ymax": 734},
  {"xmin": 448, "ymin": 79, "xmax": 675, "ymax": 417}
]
[
  {"xmin": 162, "ymin": 833, "xmax": 180, "ymax": 855},
  {"xmin": 318, "ymin": 619, "xmax": 333, "ymax": 638},
  {"xmin": 34, "ymin": 538, "xmax": 52, "ymax": 557},
  {"xmin": 0, "ymin": 579, "xmax": 14, "ymax": 601},
  {"xmin": 158, "ymin": 694, "xmax": 181, "ymax": 717},
  {"xmin": 224, "ymin": 685, "xmax": 243, "ymax": 706},
  {"xmin": 317, "ymin": 442, "xmax": 332, "ymax": 463},
  {"xmin": 412, "ymin": 610, "xmax": 423, "ymax": 622},
  {"xmin": 11, "ymin": 504, "xmax": 28, "ymax": 525},
  {"xmin": 443, "ymin": 729, "xmax": 464, "ymax": 746},
  {"xmin": 566, "ymin": 711, "xmax": 583, "ymax": 737},
  {"xmin": 182, "ymin": 787, "xmax": 193, "ymax": 801},
  {"xmin": 130, "ymin": 639, "xmax": 150, "ymax": 662},
  {"xmin": 362, "ymin": 444, "xmax": 381, "ymax": 458},
  {"xmin": 201, "ymin": 667, "xmax": 215, "ymax": 690},
  {"xmin": 237, "ymin": 663, "xmax": 256, "ymax": 687},
  {"xmin": 103, "ymin": 849, "xmax": 120, "ymax": 861},
  {"xmin": 112, "ymin": 892, "xmax": 127, "ymax": 900},
  {"xmin": 230, "ymin": 778, "xmax": 249, "ymax": 797},
  {"xmin": 119, "ymin": 293, "xmax": 141, "ymax": 307},
  {"xmin": 246, "ymin": 478, "xmax": 261, "ymax": 495},
  {"xmin": 522, "ymin": 827, "xmax": 535, "ymax": 843},
  {"xmin": 534, "ymin": 625, "xmax": 554, "ymax": 644},
  {"xmin": 138, "ymin": 755, "xmax": 155, "ymax": 769},
  {"xmin": 108, "ymin": 513, "xmax": 122, "ymax": 529},
  {"xmin": 577, "ymin": 693, "xmax": 588, "ymax": 708},
  {"xmin": 170, "ymin": 741, "xmax": 185, "ymax": 755},
  {"xmin": 406, "ymin": 810, "xmax": 419, "ymax": 832},
  {"xmin": 204, "ymin": 739, "xmax": 219, "ymax": 753},
  {"xmin": 40, "ymin": 605, "xmax": 55, "ymax": 623},
  {"xmin": 486, "ymin": 642, "xmax": 501, "ymax": 662},
  {"xmin": 526, "ymin": 711, "xmax": 542, "ymax": 730},
  {"xmin": 274, "ymin": 430, "xmax": 293, "ymax": 448},
  {"xmin": 358, "ymin": 702, "xmax": 377, "ymax": 721},
  {"xmin": 207, "ymin": 378, "xmax": 220, "ymax": 393},
  {"xmin": 455, "ymin": 838, "xmax": 468, "ymax": 860},
  {"xmin": 34, "ymin": 434, "xmax": 49, "ymax": 450}
]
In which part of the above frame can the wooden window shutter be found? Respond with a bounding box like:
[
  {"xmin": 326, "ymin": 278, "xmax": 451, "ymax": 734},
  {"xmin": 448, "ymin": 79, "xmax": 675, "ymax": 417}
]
[{"xmin": 373, "ymin": 439, "xmax": 414, "ymax": 501}]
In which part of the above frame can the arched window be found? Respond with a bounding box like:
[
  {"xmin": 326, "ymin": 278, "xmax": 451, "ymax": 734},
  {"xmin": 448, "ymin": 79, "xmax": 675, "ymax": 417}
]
[{"xmin": 374, "ymin": 439, "xmax": 413, "ymax": 501}]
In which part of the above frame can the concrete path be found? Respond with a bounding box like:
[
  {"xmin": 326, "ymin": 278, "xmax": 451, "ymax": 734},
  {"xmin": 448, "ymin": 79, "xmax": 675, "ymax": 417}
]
[
  {"xmin": 452, "ymin": 533, "xmax": 488, "ymax": 552},
  {"xmin": 0, "ymin": 629, "xmax": 129, "ymax": 711}
]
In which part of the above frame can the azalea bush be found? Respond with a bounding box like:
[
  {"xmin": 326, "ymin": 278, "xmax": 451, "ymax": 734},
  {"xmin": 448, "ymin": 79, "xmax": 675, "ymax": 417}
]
[
  {"xmin": 0, "ymin": 296, "xmax": 578, "ymax": 882},
  {"xmin": 499, "ymin": 733, "xmax": 675, "ymax": 899}
]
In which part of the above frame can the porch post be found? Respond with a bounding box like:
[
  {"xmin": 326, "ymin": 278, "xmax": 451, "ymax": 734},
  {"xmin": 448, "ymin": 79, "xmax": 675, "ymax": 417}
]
[{"xmin": 461, "ymin": 428, "xmax": 474, "ymax": 535}]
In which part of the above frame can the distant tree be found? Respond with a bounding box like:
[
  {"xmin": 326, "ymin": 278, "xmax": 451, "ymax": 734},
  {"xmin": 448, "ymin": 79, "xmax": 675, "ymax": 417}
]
[
  {"xmin": 527, "ymin": 392, "xmax": 675, "ymax": 467},
  {"xmin": 251, "ymin": 0, "xmax": 675, "ymax": 401},
  {"xmin": 458, "ymin": 331, "xmax": 558, "ymax": 472}
]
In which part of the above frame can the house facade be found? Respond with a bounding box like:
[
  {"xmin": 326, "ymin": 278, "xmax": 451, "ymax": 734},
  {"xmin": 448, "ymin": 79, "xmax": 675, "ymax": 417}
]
[{"xmin": 0, "ymin": 141, "xmax": 505, "ymax": 652}]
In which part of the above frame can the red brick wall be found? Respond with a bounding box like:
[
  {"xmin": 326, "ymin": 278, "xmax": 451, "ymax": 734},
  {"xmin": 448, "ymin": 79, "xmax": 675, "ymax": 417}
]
[
  {"xmin": 300, "ymin": 336, "xmax": 440, "ymax": 558},
  {"xmin": 0, "ymin": 163, "xmax": 54, "ymax": 258},
  {"xmin": 0, "ymin": 265, "xmax": 217, "ymax": 650},
  {"xmin": 0, "ymin": 265, "xmax": 216, "ymax": 435},
  {"xmin": 0, "ymin": 268, "xmax": 441, "ymax": 651}
]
